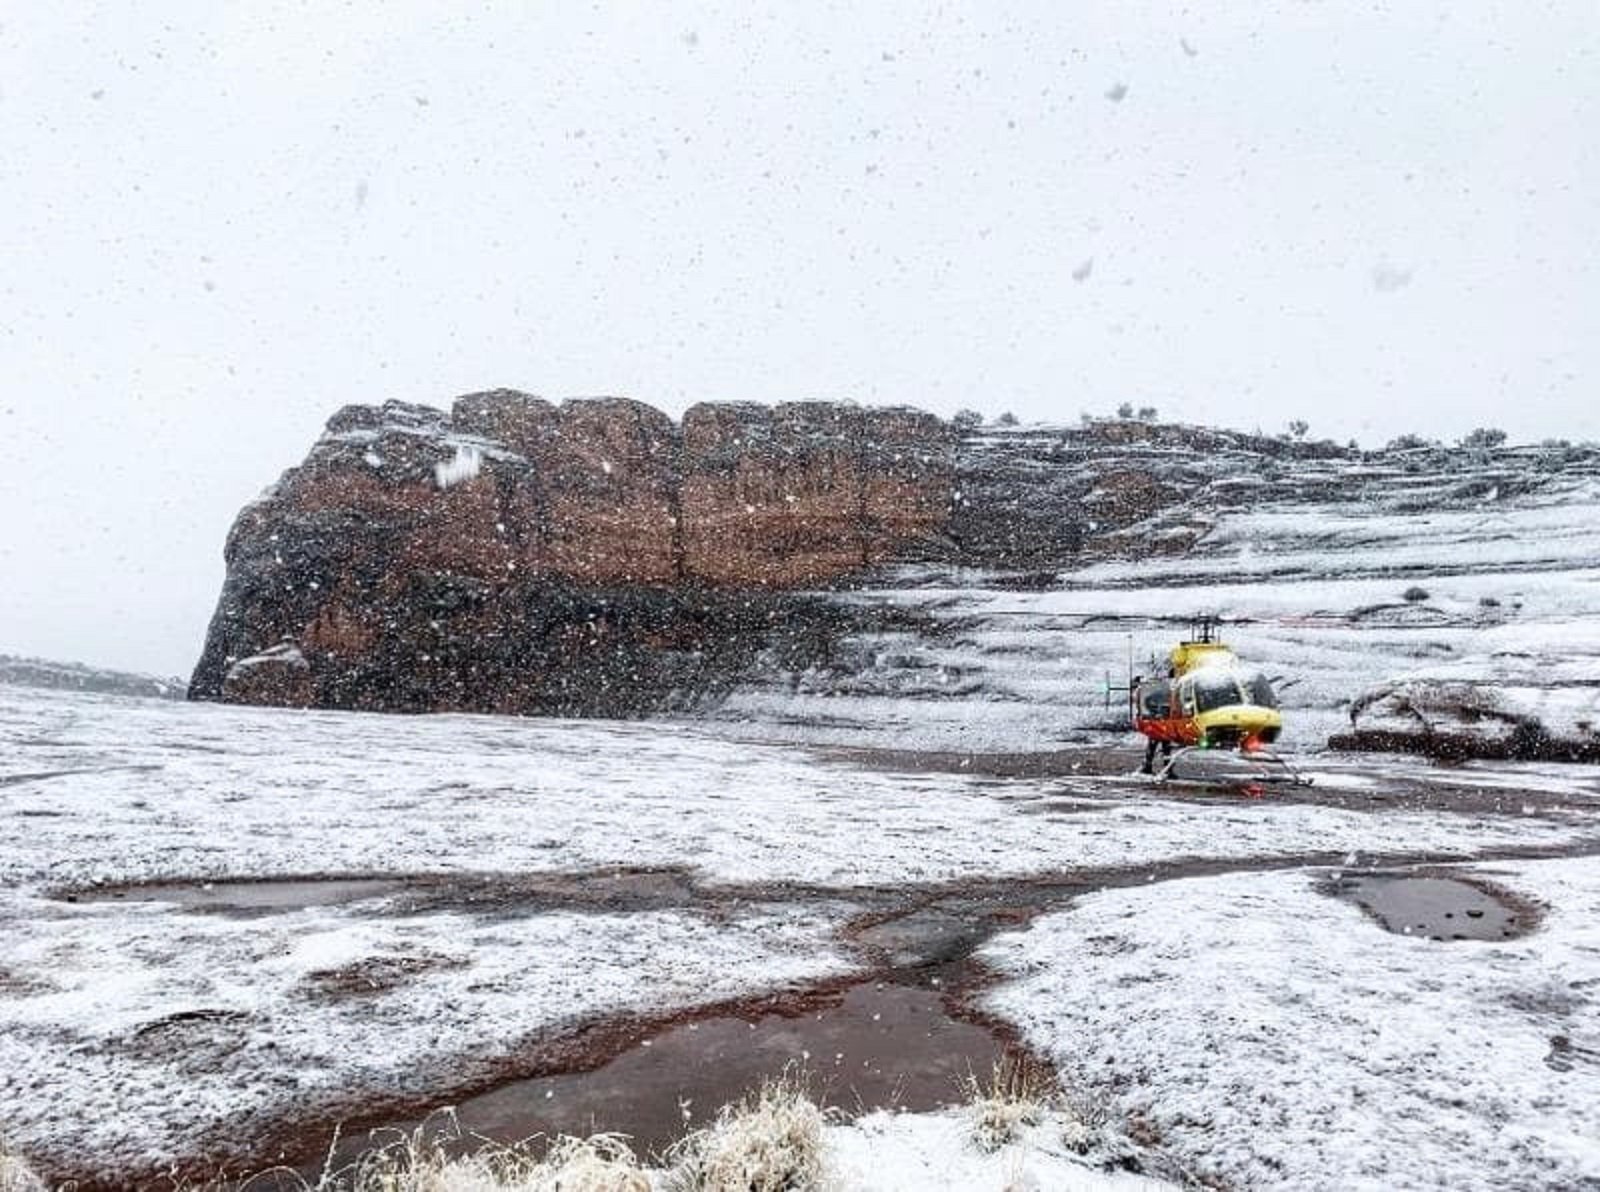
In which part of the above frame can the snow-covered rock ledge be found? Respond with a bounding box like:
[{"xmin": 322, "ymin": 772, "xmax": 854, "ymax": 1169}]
[{"xmin": 1334, "ymin": 621, "xmax": 1600, "ymax": 762}]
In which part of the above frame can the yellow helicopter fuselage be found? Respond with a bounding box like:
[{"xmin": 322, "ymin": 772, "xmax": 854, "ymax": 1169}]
[{"xmin": 1132, "ymin": 636, "xmax": 1282, "ymax": 750}]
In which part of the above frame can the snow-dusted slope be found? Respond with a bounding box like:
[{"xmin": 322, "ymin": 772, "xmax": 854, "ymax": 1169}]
[
  {"xmin": 711, "ymin": 433, "xmax": 1600, "ymax": 755},
  {"xmin": 0, "ymin": 654, "xmax": 184, "ymax": 700},
  {"xmin": 981, "ymin": 857, "xmax": 1600, "ymax": 1191}
]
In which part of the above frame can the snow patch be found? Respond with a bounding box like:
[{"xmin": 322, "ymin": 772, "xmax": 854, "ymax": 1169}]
[
  {"xmin": 223, "ymin": 642, "xmax": 308, "ymax": 679},
  {"xmin": 828, "ymin": 1108, "xmax": 1174, "ymax": 1191},
  {"xmin": 433, "ymin": 444, "xmax": 482, "ymax": 489}
]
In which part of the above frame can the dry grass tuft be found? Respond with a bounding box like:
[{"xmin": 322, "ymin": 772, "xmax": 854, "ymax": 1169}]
[
  {"xmin": 522, "ymin": 1134, "xmax": 652, "ymax": 1192},
  {"xmin": 663, "ymin": 1071, "xmax": 830, "ymax": 1192},
  {"xmin": 961, "ymin": 1056, "xmax": 1058, "ymax": 1153},
  {"xmin": 961, "ymin": 1063, "xmax": 1150, "ymax": 1175},
  {"xmin": 0, "ymin": 1139, "xmax": 46, "ymax": 1192},
  {"xmin": 338, "ymin": 1133, "xmax": 646, "ymax": 1192},
  {"xmin": 232, "ymin": 1115, "xmax": 649, "ymax": 1192}
]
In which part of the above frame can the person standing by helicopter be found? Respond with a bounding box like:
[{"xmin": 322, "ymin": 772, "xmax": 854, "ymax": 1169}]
[{"xmin": 1135, "ymin": 664, "xmax": 1178, "ymax": 775}]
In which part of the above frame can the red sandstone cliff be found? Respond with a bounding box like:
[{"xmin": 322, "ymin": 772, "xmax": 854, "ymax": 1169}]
[{"xmin": 189, "ymin": 392, "xmax": 956, "ymax": 712}]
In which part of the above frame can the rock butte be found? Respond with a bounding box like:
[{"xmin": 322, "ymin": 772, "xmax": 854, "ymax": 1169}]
[
  {"xmin": 192, "ymin": 392, "xmax": 965, "ymax": 714},
  {"xmin": 191, "ymin": 392, "xmax": 1591, "ymax": 749}
]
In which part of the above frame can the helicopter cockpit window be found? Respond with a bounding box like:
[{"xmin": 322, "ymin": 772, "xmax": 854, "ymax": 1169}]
[
  {"xmin": 1191, "ymin": 671, "xmax": 1243, "ymax": 713},
  {"xmin": 1138, "ymin": 682, "xmax": 1172, "ymax": 718},
  {"xmin": 1241, "ymin": 672, "xmax": 1279, "ymax": 709}
]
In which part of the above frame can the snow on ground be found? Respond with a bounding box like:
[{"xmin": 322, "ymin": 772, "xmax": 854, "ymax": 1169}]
[
  {"xmin": 1416, "ymin": 759, "xmax": 1600, "ymax": 801},
  {"xmin": 3, "ymin": 687, "xmax": 1589, "ymax": 894},
  {"xmin": 709, "ymin": 475, "xmax": 1600, "ymax": 753},
  {"xmin": 827, "ymin": 1108, "xmax": 1174, "ymax": 1191},
  {"xmin": 0, "ymin": 894, "xmax": 849, "ymax": 1178},
  {"xmin": 713, "ymin": 584, "xmax": 1600, "ymax": 752},
  {"xmin": 979, "ymin": 857, "xmax": 1600, "ymax": 1192},
  {"xmin": 3, "ymin": 685, "xmax": 1598, "ymax": 1182}
]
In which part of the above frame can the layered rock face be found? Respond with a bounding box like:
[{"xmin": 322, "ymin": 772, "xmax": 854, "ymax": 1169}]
[
  {"xmin": 189, "ymin": 393, "xmax": 955, "ymax": 713},
  {"xmin": 699, "ymin": 430, "xmax": 1600, "ymax": 758},
  {"xmin": 679, "ymin": 402, "xmax": 951, "ymax": 585},
  {"xmin": 194, "ymin": 394, "xmax": 1600, "ymax": 749}
]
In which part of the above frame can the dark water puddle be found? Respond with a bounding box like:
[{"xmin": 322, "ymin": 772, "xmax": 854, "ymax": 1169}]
[
  {"xmin": 851, "ymin": 902, "xmax": 1037, "ymax": 971},
  {"xmin": 274, "ymin": 980, "xmax": 1009, "ymax": 1181},
  {"xmin": 62, "ymin": 868, "xmax": 710, "ymax": 920},
  {"xmin": 46, "ymin": 845, "xmax": 1592, "ymax": 1190},
  {"xmin": 1325, "ymin": 871, "xmax": 1532, "ymax": 941},
  {"xmin": 822, "ymin": 745, "xmax": 1117, "ymax": 779},
  {"xmin": 66, "ymin": 877, "xmax": 406, "ymax": 916},
  {"xmin": 0, "ymin": 764, "xmax": 163, "ymax": 788}
]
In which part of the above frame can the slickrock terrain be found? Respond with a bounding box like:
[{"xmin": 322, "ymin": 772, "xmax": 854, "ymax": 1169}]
[{"xmin": 190, "ymin": 394, "xmax": 1600, "ymax": 759}]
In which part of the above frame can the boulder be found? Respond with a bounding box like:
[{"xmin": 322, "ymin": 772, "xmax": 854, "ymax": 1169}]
[
  {"xmin": 190, "ymin": 394, "xmax": 955, "ymax": 712},
  {"xmin": 1335, "ymin": 622, "xmax": 1600, "ymax": 761}
]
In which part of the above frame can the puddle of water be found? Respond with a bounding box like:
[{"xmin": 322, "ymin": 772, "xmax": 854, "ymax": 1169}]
[
  {"xmin": 853, "ymin": 908, "xmax": 997, "ymax": 969},
  {"xmin": 66, "ymin": 868, "xmax": 710, "ymax": 922},
  {"xmin": 70, "ymin": 878, "xmax": 405, "ymax": 916},
  {"xmin": 290, "ymin": 981, "xmax": 1006, "ymax": 1176},
  {"xmin": 1328, "ymin": 873, "xmax": 1528, "ymax": 941},
  {"xmin": 822, "ymin": 746, "xmax": 1116, "ymax": 779}
]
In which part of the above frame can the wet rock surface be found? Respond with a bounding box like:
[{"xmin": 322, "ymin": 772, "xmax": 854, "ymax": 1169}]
[
  {"xmin": 18, "ymin": 712, "xmax": 1600, "ymax": 1192},
  {"xmin": 46, "ymin": 830, "xmax": 1593, "ymax": 1189},
  {"xmin": 1321, "ymin": 870, "xmax": 1536, "ymax": 941},
  {"xmin": 10, "ymin": 679, "xmax": 1600, "ymax": 1190},
  {"xmin": 286, "ymin": 981, "xmax": 1011, "ymax": 1180}
]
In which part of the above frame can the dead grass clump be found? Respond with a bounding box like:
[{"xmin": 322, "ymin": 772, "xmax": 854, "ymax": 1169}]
[
  {"xmin": 239, "ymin": 1117, "xmax": 649, "ymax": 1192},
  {"xmin": 342, "ymin": 1134, "xmax": 646, "ymax": 1192},
  {"xmin": 1054, "ymin": 1087, "xmax": 1112, "ymax": 1159},
  {"xmin": 664, "ymin": 1072, "xmax": 829, "ymax": 1192},
  {"xmin": 525, "ymin": 1134, "xmax": 652, "ymax": 1192},
  {"xmin": 0, "ymin": 1138, "xmax": 46, "ymax": 1192},
  {"xmin": 961, "ymin": 1056, "xmax": 1057, "ymax": 1153}
]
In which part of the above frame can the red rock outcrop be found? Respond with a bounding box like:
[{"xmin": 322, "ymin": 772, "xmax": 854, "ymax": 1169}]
[
  {"xmin": 191, "ymin": 392, "xmax": 956, "ymax": 713},
  {"xmin": 680, "ymin": 402, "xmax": 952, "ymax": 586}
]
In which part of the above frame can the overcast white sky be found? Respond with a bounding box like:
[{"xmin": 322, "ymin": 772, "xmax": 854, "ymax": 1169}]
[{"xmin": 1, "ymin": 2, "xmax": 1596, "ymax": 676}]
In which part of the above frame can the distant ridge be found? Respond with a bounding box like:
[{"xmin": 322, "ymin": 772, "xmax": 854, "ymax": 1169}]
[{"xmin": 0, "ymin": 654, "xmax": 185, "ymax": 700}]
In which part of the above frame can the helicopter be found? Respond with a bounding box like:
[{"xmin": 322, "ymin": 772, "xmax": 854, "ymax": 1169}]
[{"xmin": 1112, "ymin": 618, "xmax": 1311, "ymax": 789}]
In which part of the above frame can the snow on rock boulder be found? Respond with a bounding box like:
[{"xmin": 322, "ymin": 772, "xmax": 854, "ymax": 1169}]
[
  {"xmin": 1336, "ymin": 621, "xmax": 1600, "ymax": 761},
  {"xmin": 221, "ymin": 641, "xmax": 315, "ymax": 708}
]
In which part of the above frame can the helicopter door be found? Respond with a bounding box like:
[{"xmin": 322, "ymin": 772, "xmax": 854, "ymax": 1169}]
[
  {"xmin": 1137, "ymin": 680, "xmax": 1172, "ymax": 720},
  {"xmin": 1176, "ymin": 678, "xmax": 1197, "ymax": 716}
]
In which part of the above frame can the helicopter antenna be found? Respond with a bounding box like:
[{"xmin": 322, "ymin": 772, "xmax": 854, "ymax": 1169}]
[{"xmin": 1103, "ymin": 632, "xmax": 1136, "ymax": 711}]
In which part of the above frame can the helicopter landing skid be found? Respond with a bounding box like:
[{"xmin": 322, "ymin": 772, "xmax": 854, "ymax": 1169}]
[{"xmin": 1152, "ymin": 747, "xmax": 1312, "ymax": 791}]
